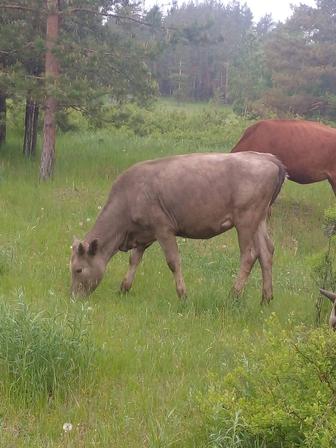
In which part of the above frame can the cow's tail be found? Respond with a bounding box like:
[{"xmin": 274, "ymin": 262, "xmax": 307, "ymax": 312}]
[{"xmin": 270, "ymin": 156, "xmax": 287, "ymax": 206}]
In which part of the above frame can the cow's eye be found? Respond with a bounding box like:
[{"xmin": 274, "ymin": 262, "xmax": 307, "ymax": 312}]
[{"xmin": 76, "ymin": 268, "xmax": 83, "ymax": 274}]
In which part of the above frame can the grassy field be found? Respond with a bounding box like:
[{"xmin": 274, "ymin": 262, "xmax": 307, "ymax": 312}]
[{"xmin": 0, "ymin": 103, "xmax": 335, "ymax": 447}]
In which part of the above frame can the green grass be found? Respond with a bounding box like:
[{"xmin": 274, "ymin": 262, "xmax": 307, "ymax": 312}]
[
  {"xmin": 0, "ymin": 299, "xmax": 96, "ymax": 406},
  {"xmin": 0, "ymin": 106, "xmax": 335, "ymax": 446}
]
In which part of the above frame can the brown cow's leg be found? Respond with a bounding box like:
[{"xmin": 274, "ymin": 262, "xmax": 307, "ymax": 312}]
[
  {"xmin": 120, "ymin": 245, "xmax": 148, "ymax": 293},
  {"xmin": 327, "ymin": 175, "xmax": 336, "ymax": 195},
  {"xmin": 255, "ymin": 221, "xmax": 274, "ymax": 304},
  {"xmin": 157, "ymin": 232, "xmax": 187, "ymax": 298}
]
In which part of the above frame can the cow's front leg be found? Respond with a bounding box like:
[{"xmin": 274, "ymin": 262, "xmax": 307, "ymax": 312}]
[
  {"xmin": 120, "ymin": 245, "xmax": 146, "ymax": 293},
  {"xmin": 157, "ymin": 232, "xmax": 187, "ymax": 299}
]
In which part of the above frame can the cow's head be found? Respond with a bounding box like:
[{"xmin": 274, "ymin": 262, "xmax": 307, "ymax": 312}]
[
  {"xmin": 319, "ymin": 288, "xmax": 336, "ymax": 330},
  {"xmin": 70, "ymin": 239, "xmax": 105, "ymax": 298}
]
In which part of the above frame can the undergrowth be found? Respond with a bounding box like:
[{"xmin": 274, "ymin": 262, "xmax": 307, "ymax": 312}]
[{"xmin": 201, "ymin": 314, "xmax": 336, "ymax": 448}]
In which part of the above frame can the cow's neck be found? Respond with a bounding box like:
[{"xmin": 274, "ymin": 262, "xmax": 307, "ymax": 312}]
[{"xmin": 85, "ymin": 199, "xmax": 126, "ymax": 262}]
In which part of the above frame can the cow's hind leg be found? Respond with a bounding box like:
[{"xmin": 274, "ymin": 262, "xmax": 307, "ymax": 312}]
[
  {"xmin": 120, "ymin": 243, "xmax": 152, "ymax": 293},
  {"xmin": 255, "ymin": 220, "xmax": 274, "ymax": 305},
  {"xmin": 157, "ymin": 232, "xmax": 187, "ymax": 298},
  {"xmin": 327, "ymin": 173, "xmax": 336, "ymax": 196},
  {"xmin": 233, "ymin": 224, "xmax": 259, "ymax": 297}
]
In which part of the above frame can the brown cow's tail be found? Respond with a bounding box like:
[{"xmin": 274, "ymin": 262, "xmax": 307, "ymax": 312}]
[{"xmin": 270, "ymin": 156, "xmax": 287, "ymax": 206}]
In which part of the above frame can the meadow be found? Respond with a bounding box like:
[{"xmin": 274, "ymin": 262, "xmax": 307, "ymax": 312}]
[{"xmin": 0, "ymin": 101, "xmax": 336, "ymax": 447}]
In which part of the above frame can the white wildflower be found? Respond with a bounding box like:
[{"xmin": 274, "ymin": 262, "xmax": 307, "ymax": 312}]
[{"xmin": 63, "ymin": 423, "xmax": 73, "ymax": 433}]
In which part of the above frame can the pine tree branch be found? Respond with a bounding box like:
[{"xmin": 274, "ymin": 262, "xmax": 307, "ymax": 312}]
[
  {"xmin": 0, "ymin": 42, "xmax": 35, "ymax": 55},
  {"xmin": 0, "ymin": 4, "xmax": 35, "ymax": 12},
  {"xmin": 65, "ymin": 8, "xmax": 157, "ymax": 27},
  {"xmin": 65, "ymin": 7, "xmax": 178, "ymax": 30},
  {"xmin": 0, "ymin": 4, "xmax": 177, "ymax": 31}
]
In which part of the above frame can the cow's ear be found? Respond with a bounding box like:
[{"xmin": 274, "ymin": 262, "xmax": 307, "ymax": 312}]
[
  {"xmin": 77, "ymin": 242, "xmax": 86, "ymax": 256},
  {"xmin": 320, "ymin": 288, "xmax": 336, "ymax": 303},
  {"xmin": 73, "ymin": 239, "xmax": 86, "ymax": 256},
  {"xmin": 88, "ymin": 239, "xmax": 99, "ymax": 256}
]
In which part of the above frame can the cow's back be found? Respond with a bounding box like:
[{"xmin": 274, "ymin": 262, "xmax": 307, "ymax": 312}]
[
  {"xmin": 111, "ymin": 153, "xmax": 285, "ymax": 240},
  {"xmin": 232, "ymin": 120, "xmax": 336, "ymax": 184}
]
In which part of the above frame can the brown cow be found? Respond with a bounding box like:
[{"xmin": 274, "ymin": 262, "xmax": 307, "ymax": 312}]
[
  {"xmin": 232, "ymin": 119, "xmax": 336, "ymax": 194},
  {"xmin": 70, "ymin": 152, "xmax": 286, "ymax": 302}
]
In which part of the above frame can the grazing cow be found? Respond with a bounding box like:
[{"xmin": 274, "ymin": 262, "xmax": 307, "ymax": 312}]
[
  {"xmin": 319, "ymin": 288, "xmax": 336, "ymax": 330},
  {"xmin": 232, "ymin": 119, "xmax": 336, "ymax": 194},
  {"xmin": 70, "ymin": 152, "xmax": 286, "ymax": 302}
]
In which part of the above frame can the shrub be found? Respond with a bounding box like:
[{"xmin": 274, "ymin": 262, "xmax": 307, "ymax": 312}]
[
  {"xmin": 83, "ymin": 102, "xmax": 248, "ymax": 149},
  {"xmin": 201, "ymin": 315, "xmax": 336, "ymax": 448},
  {"xmin": 0, "ymin": 298, "xmax": 97, "ymax": 405},
  {"xmin": 311, "ymin": 206, "xmax": 336, "ymax": 323}
]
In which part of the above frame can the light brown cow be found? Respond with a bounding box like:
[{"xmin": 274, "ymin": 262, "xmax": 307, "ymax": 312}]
[
  {"xmin": 232, "ymin": 119, "xmax": 336, "ymax": 194},
  {"xmin": 70, "ymin": 152, "xmax": 286, "ymax": 302},
  {"xmin": 319, "ymin": 288, "xmax": 336, "ymax": 330}
]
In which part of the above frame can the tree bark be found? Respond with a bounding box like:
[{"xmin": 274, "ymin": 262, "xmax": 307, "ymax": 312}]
[
  {"xmin": 40, "ymin": 0, "xmax": 59, "ymax": 180},
  {"xmin": 23, "ymin": 97, "xmax": 39, "ymax": 157},
  {"xmin": 0, "ymin": 94, "xmax": 6, "ymax": 146}
]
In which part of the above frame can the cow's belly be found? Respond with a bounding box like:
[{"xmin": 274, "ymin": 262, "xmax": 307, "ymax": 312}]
[
  {"xmin": 287, "ymin": 166, "xmax": 327, "ymax": 184},
  {"xmin": 176, "ymin": 217, "xmax": 234, "ymax": 239}
]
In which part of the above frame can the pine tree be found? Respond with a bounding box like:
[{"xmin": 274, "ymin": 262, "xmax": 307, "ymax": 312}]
[
  {"xmin": 153, "ymin": 1, "xmax": 254, "ymax": 102},
  {"xmin": 0, "ymin": 0, "xmax": 156, "ymax": 178},
  {"xmin": 264, "ymin": 0, "xmax": 336, "ymax": 117},
  {"xmin": 40, "ymin": 0, "xmax": 59, "ymax": 180}
]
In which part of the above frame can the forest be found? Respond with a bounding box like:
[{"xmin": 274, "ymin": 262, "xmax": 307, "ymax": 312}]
[
  {"xmin": 1, "ymin": 1, "xmax": 336, "ymax": 447},
  {"xmin": 1, "ymin": 0, "xmax": 336, "ymax": 177}
]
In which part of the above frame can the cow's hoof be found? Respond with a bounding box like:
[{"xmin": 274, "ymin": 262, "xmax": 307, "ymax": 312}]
[
  {"xmin": 177, "ymin": 288, "xmax": 187, "ymax": 300},
  {"xmin": 229, "ymin": 287, "xmax": 241, "ymax": 300},
  {"xmin": 120, "ymin": 280, "xmax": 131, "ymax": 294},
  {"xmin": 261, "ymin": 294, "xmax": 273, "ymax": 305}
]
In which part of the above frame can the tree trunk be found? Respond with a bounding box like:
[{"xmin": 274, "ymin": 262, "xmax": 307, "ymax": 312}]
[
  {"xmin": 178, "ymin": 58, "xmax": 182, "ymax": 91},
  {"xmin": 0, "ymin": 94, "xmax": 6, "ymax": 146},
  {"xmin": 40, "ymin": 0, "xmax": 59, "ymax": 180},
  {"xmin": 23, "ymin": 97, "xmax": 39, "ymax": 157},
  {"xmin": 224, "ymin": 62, "xmax": 229, "ymax": 104}
]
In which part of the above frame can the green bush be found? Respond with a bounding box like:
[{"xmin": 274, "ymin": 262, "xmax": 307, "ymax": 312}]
[
  {"xmin": 201, "ymin": 315, "xmax": 336, "ymax": 448},
  {"xmin": 0, "ymin": 298, "xmax": 97, "ymax": 405},
  {"xmin": 310, "ymin": 206, "xmax": 336, "ymax": 323},
  {"xmin": 323, "ymin": 206, "xmax": 336, "ymax": 238},
  {"xmin": 85, "ymin": 102, "xmax": 248, "ymax": 148}
]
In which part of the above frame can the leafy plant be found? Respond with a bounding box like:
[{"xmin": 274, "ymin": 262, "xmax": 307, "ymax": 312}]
[
  {"xmin": 311, "ymin": 206, "xmax": 336, "ymax": 324},
  {"xmin": 201, "ymin": 315, "xmax": 336, "ymax": 448}
]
